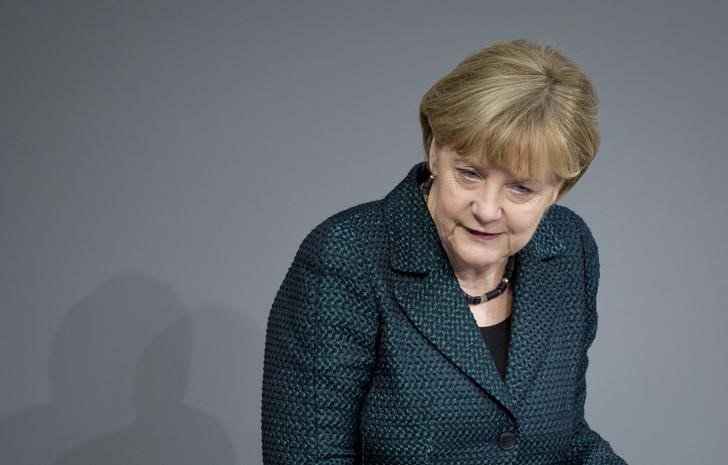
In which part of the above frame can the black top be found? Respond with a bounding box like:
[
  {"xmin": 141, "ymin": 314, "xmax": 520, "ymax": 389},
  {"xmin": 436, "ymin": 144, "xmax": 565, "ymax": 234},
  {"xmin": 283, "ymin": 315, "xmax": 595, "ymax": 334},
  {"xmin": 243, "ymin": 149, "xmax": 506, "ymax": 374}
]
[{"xmin": 478, "ymin": 315, "xmax": 512, "ymax": 379}]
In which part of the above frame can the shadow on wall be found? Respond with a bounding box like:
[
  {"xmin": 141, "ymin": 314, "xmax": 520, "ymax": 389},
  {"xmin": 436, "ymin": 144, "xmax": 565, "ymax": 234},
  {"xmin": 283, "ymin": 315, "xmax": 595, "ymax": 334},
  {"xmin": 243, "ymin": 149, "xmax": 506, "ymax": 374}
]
[
  {"xmin": 186, "ymin": 304, "xmax": 265, "ymax": 464},
  {"xmin": 0, "ymin": 274, "xmax": 237, "ymax": 465}
]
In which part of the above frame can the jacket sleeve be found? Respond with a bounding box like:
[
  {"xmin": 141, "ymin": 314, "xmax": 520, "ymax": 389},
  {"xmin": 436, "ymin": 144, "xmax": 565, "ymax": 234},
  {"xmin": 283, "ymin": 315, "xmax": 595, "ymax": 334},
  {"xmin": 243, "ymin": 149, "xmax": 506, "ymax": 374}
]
[
  {"xmin": 569, "ymin": 222, "xmax": 628, "ymax": 464},
  {"xmin": 262, "ymin": 224, "xmax": 379, "ymax": 465}
]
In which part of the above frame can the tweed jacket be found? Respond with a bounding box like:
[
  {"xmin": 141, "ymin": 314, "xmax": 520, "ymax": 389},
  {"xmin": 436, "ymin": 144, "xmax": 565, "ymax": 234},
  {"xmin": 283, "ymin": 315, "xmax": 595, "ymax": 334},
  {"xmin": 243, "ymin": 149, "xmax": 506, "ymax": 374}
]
[{"xmin": 262, "ymin": 163, "xmax": 626, "ymax": 465}]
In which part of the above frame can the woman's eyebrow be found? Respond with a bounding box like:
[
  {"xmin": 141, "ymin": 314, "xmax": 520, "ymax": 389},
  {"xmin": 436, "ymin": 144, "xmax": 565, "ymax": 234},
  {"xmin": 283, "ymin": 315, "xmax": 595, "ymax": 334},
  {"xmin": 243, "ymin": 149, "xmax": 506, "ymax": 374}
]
[
  {"xmin": 510, "ymin": 174, "xmax": 532, "ymax": 183},
  {"xmin": 452, "ymin": 160, "xmax": 484, "ymax": 173},
  {"xmin": 507, "ymin": 173, "xmax": 546, "ymax": 188}
]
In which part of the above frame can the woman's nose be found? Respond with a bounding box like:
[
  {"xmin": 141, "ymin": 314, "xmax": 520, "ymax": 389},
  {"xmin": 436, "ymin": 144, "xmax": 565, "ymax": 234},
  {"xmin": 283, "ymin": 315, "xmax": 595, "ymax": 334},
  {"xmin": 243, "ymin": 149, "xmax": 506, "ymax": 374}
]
[{"xmin": 472, "ymin": 188, "xmax": 503, "ymax": 223}]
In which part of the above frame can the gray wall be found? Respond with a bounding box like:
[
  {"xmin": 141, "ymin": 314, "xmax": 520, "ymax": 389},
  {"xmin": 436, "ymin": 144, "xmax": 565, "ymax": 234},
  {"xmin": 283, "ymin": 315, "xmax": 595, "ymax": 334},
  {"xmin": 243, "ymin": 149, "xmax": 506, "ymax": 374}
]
[{"xmin": 2, "ymin": 1, "xmax": 727, "ymax": 464}]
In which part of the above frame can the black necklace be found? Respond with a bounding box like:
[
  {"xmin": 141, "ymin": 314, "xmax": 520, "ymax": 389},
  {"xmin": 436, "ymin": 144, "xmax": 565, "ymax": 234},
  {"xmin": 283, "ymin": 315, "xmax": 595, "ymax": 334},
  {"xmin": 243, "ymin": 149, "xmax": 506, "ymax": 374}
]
[{"xmin": 463, "ymin": 256, "xmax": 515, "ymax": 305}]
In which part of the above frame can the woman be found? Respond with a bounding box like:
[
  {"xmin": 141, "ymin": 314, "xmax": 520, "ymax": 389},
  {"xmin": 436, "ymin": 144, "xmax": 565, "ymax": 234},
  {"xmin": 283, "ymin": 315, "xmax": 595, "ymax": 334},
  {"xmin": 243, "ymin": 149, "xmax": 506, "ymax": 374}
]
[{"xmin": 262, "ymin": 40, "xmax": 627, "ymax": 464}]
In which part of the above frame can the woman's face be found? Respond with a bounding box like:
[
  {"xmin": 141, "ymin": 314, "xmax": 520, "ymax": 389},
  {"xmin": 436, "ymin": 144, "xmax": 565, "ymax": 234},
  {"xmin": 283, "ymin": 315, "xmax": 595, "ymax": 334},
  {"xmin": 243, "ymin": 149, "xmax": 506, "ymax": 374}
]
[{"xmin": 426, "ymin": 143, "xmax": 562, "ymax": 277}]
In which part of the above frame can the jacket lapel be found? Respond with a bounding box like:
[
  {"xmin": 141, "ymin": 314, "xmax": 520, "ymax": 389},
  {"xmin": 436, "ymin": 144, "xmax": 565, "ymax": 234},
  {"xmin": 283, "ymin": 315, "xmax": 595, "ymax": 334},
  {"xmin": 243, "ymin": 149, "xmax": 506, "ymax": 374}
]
[
  {"xmin": 393, "ymin": 266, "xmax": 512, "ymax": 409},
  {"xmin": 505, "ymin": 216, "xmax": 566, "ymax": 413},
  {"xmin": 384, "ymin": 164, "xmax": 511, "ymax": 409}
]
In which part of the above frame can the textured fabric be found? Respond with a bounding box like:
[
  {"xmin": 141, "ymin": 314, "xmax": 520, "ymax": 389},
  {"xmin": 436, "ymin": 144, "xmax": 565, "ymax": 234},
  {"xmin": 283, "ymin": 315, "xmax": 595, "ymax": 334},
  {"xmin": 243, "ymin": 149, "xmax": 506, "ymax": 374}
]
[{"xmin": 262, "ymin": 163, "xmax": 627, "ymax": 465}]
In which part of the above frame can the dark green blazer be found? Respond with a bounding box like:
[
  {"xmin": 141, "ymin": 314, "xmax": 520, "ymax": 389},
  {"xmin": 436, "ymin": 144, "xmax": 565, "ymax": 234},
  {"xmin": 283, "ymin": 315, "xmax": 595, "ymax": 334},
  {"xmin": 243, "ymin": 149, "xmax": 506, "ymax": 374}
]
[{"xmin": 262, "ymin": 163, "xmax": 626, "ymax": 465}]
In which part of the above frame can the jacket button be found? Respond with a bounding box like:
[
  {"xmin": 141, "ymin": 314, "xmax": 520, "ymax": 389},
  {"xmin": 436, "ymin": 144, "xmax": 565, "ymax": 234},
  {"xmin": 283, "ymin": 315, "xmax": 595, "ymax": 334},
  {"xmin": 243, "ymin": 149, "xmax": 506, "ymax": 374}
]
[{"xmin": 498, "ymin": 431, "xmax": 517, "ymax": 450}]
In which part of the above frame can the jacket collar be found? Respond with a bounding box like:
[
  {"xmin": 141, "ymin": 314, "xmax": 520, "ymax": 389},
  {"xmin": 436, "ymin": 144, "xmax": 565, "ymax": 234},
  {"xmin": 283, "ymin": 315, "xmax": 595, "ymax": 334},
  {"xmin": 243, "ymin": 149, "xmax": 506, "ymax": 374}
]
[
  {"xmin": 384, "ymin": 163, "xmax": 443, "ymax": 274},
  {"xmin": 383, "ymin": 163, "xmax": 568, "ymax": 415}
]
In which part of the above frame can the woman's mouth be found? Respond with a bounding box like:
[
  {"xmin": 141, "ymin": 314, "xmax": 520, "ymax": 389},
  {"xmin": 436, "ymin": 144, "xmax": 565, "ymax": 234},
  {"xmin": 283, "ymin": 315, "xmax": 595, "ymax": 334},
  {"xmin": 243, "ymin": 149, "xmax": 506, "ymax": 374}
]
[{"xmin": 466, "ymin": 227, "xmax": 502, "ymax": 240}]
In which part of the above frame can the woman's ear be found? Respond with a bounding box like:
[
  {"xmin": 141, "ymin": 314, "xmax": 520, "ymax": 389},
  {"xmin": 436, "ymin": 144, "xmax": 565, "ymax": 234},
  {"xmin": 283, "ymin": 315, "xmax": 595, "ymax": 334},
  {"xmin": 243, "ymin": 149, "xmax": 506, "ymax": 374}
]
[
  {"xmin": 550, "ymin": 181, "xmax": 565, "ymax": 204},
  {"xmin": 428, "ymin": 139, "xmax": 440, "ymax": 176}
]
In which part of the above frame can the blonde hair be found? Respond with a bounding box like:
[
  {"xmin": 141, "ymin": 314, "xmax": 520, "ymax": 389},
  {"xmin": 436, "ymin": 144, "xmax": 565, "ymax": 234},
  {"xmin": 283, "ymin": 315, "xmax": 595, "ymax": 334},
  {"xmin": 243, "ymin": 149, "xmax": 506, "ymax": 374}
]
[{"xmin": 419, "ymin": 39, "xmax": 600, "ymax": 195}]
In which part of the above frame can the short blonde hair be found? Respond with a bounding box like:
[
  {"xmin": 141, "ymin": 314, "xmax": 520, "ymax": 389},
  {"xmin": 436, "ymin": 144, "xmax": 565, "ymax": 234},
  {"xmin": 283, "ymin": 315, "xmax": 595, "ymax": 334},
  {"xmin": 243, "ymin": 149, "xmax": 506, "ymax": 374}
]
[{"xmin": 419, "ymin": 39, "xmax": 600, "ymax": 195}]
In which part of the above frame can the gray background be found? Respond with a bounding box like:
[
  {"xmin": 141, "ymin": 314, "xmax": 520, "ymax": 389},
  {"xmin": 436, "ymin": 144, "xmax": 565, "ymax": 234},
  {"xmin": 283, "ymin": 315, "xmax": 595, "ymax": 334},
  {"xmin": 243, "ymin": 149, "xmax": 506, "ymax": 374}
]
[{"xmin": 2, "ymin": 1, "xmax": 727, "ymax": 464}]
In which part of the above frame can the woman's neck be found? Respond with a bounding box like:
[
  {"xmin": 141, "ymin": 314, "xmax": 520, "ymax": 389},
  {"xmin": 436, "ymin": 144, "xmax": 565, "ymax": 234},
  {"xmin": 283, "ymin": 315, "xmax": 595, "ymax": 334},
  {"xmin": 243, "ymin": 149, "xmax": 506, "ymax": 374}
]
[{"xmin": 452, "ymin": 259, "xmax": 509, "ymax": 297}]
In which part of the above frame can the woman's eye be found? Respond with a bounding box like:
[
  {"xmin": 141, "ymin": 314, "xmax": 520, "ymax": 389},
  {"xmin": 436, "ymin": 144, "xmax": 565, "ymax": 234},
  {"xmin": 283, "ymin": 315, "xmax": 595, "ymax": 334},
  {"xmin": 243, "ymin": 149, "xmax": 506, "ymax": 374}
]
[
  {"xmin": 458, "ymin": 169, "xmax": 480, "ymax": 181},
  {"xmin": 511, "ymin": 184, "xmax": 533, "ymax": 195}
]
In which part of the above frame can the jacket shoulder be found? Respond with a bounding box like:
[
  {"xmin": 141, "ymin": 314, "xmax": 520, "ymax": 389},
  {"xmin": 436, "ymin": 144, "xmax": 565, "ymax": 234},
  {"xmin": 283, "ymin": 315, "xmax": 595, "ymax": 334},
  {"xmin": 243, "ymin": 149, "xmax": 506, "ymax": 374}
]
[
  {"xmin": 545, "ymin": 204, "xmax": 597, "ymax": 252},
  {"xmin": 295, "ymin": 200, "xmax": 387, "ymax": 277},
  {"xmin": 547, "ymin": 205, "xmax": 600, "ymax": 307}
]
